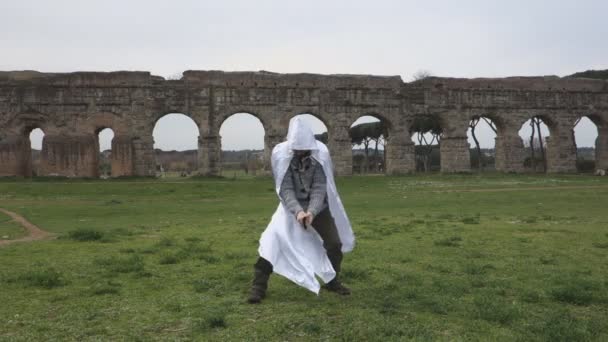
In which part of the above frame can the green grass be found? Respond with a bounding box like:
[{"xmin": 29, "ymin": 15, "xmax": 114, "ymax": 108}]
[
  {"xmin": 0, "ymin": 211, "xmax": 26, "ymax": 240},
  {"xmin": 0, "ymin": 174, "xmax": 607, "ymax": 340}
]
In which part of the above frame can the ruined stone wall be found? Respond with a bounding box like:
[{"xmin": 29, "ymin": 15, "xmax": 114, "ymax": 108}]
[
  {"xmin": 0, "ymin": 70, "xmax": 607, "ymax": 177},
  {"xmin": 0, "ymin": 135, "xmax": 30, "ymax": 177}
]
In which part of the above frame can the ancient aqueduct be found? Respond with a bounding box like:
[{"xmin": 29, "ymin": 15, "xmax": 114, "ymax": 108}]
[{"xmin": 0, "ymin": 70, "xmax": 607, "ymax": 177}]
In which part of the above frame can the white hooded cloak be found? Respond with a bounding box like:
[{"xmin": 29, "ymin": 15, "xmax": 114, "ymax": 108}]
[{"xmin": 257, "ymin": 116, "xmax": 356, "ymax": 294}]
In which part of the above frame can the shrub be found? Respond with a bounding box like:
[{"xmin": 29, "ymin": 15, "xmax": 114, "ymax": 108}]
[
  {"xmin": 535, "ymin": 309, "xmax": 597, "ymax": 341},
  {"xmin": 17, "ymin": 268, "xmax": 65, "ymax": 289},
  {"xmin": 464, "ymin": 263, "xmax": 495, "ymax": 275},
  {"xmin": 461, "ymin": 216, "xmax": 480, "ymax": 224},
  {"xmin": 592, "ymin": 242, "xmax": 608, "ymax": 249},
  {"xmin": 302, "ymin": 321, "xmax": 322, "ymax": 334},
  {"xmin": 550, "ymin": 278, "xmax": 596, "ymax": 305},
  {"xmin": 377, "ymin": 296, "xmax": 401, "ymax": 315},
  {"xmin": 539, "ymin": 256, "xmax": 557, "ymax": 265},
  {"xmin": 193, "ymin": 279, "xmax": 213, "ymax": 293},
  {"xmin": 90, "ymin": 282, "xmax": 121, "ymax": 296},
  {"xmin": 576, "ymin": 159, "xmax": 595, "ymax": 173},
  {"xmin": 434, "ymin": 236, "xmax": 462, "ymax": 247},
  {"xmin": 159, "ymin": 253, "xmax": 180, "ymax": 265},
  {"xmin": 156, "ymin": 237, "xmax": 175, "ymax": 247},
  {"xmin": 199, "ymin": 255, "xmax": 220, "ymax": 264},
  {"xmin": 95, "ymin": 255, "xmax": 144, "ymax": 273},
  {"xmin": 194, "ymin": 310, "xmax": 228, "ymax": 331},
  {"xmin": 207, "ymin": 316, "xmax": 227, "ymax": 329},
  {"xmin": 521, "ymin": 290, "xmax": 542, "ymax": 303},
  {"xmin": 67, "ymin": 228, "xmax": 103, "ymax": 241}
]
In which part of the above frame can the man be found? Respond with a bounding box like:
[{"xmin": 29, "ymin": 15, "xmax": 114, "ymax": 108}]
[{"xmin": 248, "ymin": 116, "xmax": 355, "ymax": 304}]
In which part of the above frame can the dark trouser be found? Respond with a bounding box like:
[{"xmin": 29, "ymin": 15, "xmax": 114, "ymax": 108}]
[{"xmin": 254, "ymin": 207, "xmax": 343, "ymax": 275}]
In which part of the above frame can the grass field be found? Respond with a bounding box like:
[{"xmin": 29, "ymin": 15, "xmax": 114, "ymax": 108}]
[{"xmin": 1, "ymin": 174, "xmax": 607, "ymax": 341}]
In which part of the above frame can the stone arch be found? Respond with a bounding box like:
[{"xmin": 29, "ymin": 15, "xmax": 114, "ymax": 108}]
[
  {"xmin": 467, "ymin": 113, "xmax": 501, "ymax": 171},
  {"xmin": 4, "ymin": 115, "xmax": 101, "ymax": 178},
  {"xmin": 218, "ymin": 111, "xmax": 267, "ymax": 176},
  {"xmin": 217, "ymin": 110, "xmax": 268, "ymax": 132},
  {"xmin": 597, "ymin": 112, "xmax": 608, "ymax": 170},
  {"xmin": 471, "ymin": 112, "xmax": 505, "ymax": 132},
  {"xmin": 285, "ymin": 109, "xmax": 331, "ymax": 127},
  {"xmin": 79, "ymin": 112, "xmax": 130, "ymax": 136},
  {"xmin": 28, "ymin": 127, "xmax": 45, "ymax": 177},
  {"xmin": 409, "ymin": 114, "xmax": 443, "ymax": 172},
  {"xmin": 574, "ymin": 113, "xmax": 604, "ymax": 128},
  {"xmin": 573, "ymin": 112, "xmax": 605, "ymax": 172},
  {"xmin": 152, "ymin": 111, "xmax": 202, "ymax": 130},
  {"xmin": 75, "ymin": 113, "xmax": 135, "ymax": 178},
  {"xmin": 2, "ymin": 119, "xmax": 52, "ymax": 177},
  {"xmin": 96, "ymin": 128, "xmax": 115, "ymax": 178},
  {"xmin": 351, "ymin": 112, "xmax": 394, "ymax": 134},
  {"xmin": 517, "ymin": 114, "xmax": 555, "ymax": 173},
  {"xmin": 521, "ymin": 114, "xmax": 557, "ymax": 132},
  {"xmin": 152, "ymin": 113, "xmax": 201, "ymax": 177},
  {"xmin": 2, "ymin": 110, "xmax": 52, "ymax": 137},
  {"xmin": 28, "ymin": 127, "xmax": 45, "ymax": 150},
  {"xmin": 290, "ymin": 111, "xmax": 332, "ymax": 133},
  {"xmin": 349, "ymin": 114, "xmax": 390, "ymax": 174}
]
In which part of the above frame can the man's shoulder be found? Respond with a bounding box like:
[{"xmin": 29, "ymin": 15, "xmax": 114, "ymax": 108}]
[{"xmin": 271, "ymin": 142, "xmax": 289, "ymax": 156}]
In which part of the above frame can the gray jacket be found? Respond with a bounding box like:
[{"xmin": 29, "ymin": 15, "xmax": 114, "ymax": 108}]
[{"xmin": 279, "ymin": 155, "xmax": 328, "ymax": 217}]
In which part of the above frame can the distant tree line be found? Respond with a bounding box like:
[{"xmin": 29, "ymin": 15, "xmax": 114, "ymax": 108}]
[{"xmin": 568, "ymin": 69, "xmax": 608, "ymax": 80}]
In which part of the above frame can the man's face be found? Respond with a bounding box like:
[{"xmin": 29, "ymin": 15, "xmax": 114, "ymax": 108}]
[{"xmin": 293, "ymin": 150, "xmax": 311, "ymax": 158}]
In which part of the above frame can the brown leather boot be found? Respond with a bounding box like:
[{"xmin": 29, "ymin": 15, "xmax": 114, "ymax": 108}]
[{"xmin": 247, "ymin": 258, "xmax": 272, "ymax": 304}]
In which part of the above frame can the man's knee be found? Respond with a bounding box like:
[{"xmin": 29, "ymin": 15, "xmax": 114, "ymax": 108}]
[{"xmin": 324, "ymin": 241, "xmax": 342, "ymax": 254}]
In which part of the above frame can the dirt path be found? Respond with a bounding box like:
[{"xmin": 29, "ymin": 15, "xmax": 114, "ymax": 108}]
[{"xmin": 0, "ymin": 208, "xmax": 53, "ymax": 246}]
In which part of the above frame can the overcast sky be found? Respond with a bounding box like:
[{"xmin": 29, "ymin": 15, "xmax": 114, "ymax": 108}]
[{"xmin": 4, "ymin": 0, "xmax": 606, "ymax": 151}]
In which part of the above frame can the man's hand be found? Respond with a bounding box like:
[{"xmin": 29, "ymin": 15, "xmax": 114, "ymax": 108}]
[
  {"xmin": 296, "ymin": 211, "xmax": 308, "ymax": 225},
  {"xmin": 304, "ymin": 211, "xmax": 314, "ymax": 226},
  {"xmin": 296, "ymin": 211, "xmax": 314, "ymax": 228}
]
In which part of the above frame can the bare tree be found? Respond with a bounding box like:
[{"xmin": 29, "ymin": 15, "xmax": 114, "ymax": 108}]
[
  {"xmin": 534, "ymin": 117, "xmax": 546, "ymax": 172},
  {"xmin": 469, "ymin": 117, "xmax": 483, "ymax": 171},
  {"xmin": 166, "ymin": 73, "xmax": 183, "ymax": 81},
  {"xmin": 529, "ymin": 119, "xmax": 537, "ymax": 171},
  {"xmin": 361, "ymin": 136, "xmax": 373, "ymax": 173},
  {"xmin": 482, "ymin": 117, "xmax": 497, "ymax": 133},
  {"xmin": 415, "ymin": 132, "xmax": 440, "ymax": 172},
  {"xmin": 527, "ymin": 117, "xmax": 547, "ymax": 172},
  {"xmin": 469, "ymin": 117, "xmax": 498, "ymax": 171},
  {"xmin": 573, "ymin": 117, "xmax": 581, "ymax": 159},
  {"xmin": 411, "ymin": 115, "xmax": 442, "ymax": 172},
  {"xmin": 372, "ymin": 135, "xmax": 385, "ymax": 172},
  {"xmin": 412, "ymin": 70, "xmax": 433, "ymax": 81},
  {"xmin": 350, "ymin": 121, "xmax": 386, "ymax": 174}
]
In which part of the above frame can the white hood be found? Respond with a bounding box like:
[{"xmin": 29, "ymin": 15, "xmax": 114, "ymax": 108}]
[{"xmin": 286, "ymin": 116, "xmax": 319, "ymax": 151}]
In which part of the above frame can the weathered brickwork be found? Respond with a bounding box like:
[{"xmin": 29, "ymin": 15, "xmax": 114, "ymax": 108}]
[{"xmin": 0, "ymin": 70, "xmax": 607, "ymax": 177}]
